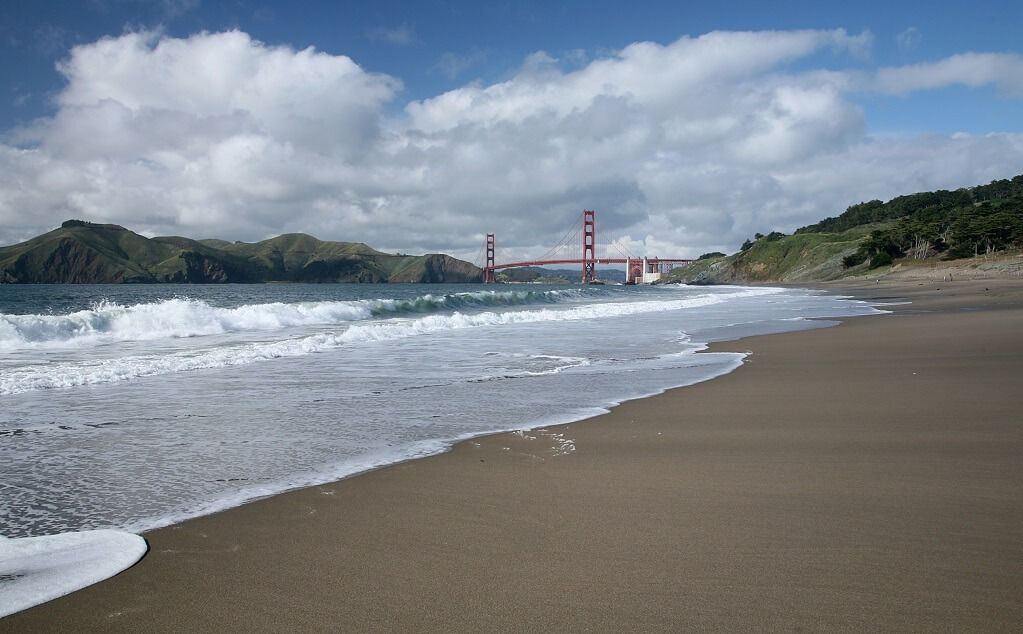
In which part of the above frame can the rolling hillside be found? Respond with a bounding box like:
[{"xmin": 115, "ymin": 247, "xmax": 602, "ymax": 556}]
[
  {"xmin": 0, "ymin": 221, "xmax": 483, "ymax": 284},
  {"xmin": 668, "ymin": 174, "xmax": 1023, "ymax": 284}
]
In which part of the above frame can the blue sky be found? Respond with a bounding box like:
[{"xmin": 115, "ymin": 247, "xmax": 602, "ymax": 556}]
[
  {"xmin": 5, "ymin": 1, "xmax": 1020, "ymax": 133},
  {"xmin": 1, "ymin": 0, "xmax": 1021, "ymax": 258}
]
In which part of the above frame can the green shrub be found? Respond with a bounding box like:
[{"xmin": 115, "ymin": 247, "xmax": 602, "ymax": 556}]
[
  {"xmin": 943, "ymin": 242, "xmax": 976, "ymax": 260},
  {"xmin": 842, "ymin": 251, "xmax": 868, "ymax": 267},
  {"xmin": 868, "ymin": 252, "xmax": 893, "ymax": 269}
]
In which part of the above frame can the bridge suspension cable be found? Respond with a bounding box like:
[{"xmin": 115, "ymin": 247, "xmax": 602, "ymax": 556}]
[
  {"xmin": 482, "ymin": 209, "xmax": 693, "ymax": 284},
  {"xmin": 532, "ymin": 211, "xmax": 584, "ymax": 263},
  {"xmin": 472, "ymin": 240, "xmax": 487, "ymax": 270},
  {"xmin": 598, "ymin": 226, "xmax": 636, "ymax": 260}
]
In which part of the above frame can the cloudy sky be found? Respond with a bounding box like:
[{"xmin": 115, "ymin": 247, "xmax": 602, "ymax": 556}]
[{"xmin": 1, "ymin": 1, "xmax": 1021, "ymax": 262}]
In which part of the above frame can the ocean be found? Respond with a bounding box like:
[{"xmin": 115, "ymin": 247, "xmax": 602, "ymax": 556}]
[{"xmin": 0, "ymin": 283, "xmax": 882, "ymax": 539}]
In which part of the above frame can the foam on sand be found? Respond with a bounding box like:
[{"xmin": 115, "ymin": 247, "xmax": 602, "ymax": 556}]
[{"xmin": 0, "ymin": 530, "xmax": 148, "ymax": 617}]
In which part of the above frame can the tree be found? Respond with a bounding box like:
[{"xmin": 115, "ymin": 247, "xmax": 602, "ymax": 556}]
[
  {"xmin": 869, "ymin": 252, "xmax": 893, "ymax": 269},
  {"xmin": 793, "ymin": 173, "xmax": 1023, "ymax": 262},
  {"xmin": 842, "ymin": 251, "xmax": 868, "ymax": 268}
]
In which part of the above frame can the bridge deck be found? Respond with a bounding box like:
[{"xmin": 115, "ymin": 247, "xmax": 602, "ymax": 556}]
[
  {"xmin": 482, "ymin": 211, "xmax": 692, "ymax": 283},
  {"xmin": 489, "ymin": 257, "xmax": 693, "ymax": 271}
]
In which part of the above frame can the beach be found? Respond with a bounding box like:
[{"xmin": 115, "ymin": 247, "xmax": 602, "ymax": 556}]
[{"xmin": 3, "ymin": 276, "xmax": 1022, "ymax": 631}]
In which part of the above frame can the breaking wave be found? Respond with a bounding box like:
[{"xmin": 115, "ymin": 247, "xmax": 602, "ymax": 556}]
[
  {"xmin": 0, "ymin": 286, "xmax": 781, "ymax": 395},
  {"xmin": 0, "ymin": 288, "xmax": 588, "ymax": 350}
]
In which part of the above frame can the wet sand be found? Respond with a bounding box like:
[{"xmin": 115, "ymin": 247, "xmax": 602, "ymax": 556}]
[{"xmin": 4, "ymin": 277, "xmax": 1022, "ymax": 631}]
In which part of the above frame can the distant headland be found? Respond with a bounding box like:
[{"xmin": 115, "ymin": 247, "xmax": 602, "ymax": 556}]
[{"xmin": 0, "ymin": 221, "xmax": 483, "ymax": 284}]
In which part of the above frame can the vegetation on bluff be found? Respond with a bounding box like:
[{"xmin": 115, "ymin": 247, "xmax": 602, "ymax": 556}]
[
  {"xmin": 669, "ymin": 174, "xmax": 1023, "ymax": 284},
  {"xmin": 799, "ymin": 175, "xmax": 1023, "ymax": 269}
]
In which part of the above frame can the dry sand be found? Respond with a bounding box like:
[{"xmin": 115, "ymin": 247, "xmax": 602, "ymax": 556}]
[{"xmin": 3, "ymin": 277, "xmax": 1022, "ymax": 632}]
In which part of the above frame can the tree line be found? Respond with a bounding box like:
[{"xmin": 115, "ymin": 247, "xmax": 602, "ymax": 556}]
[{"xmin": 794, "ymin": 175, "xmax": 1023, "ymax": 269}]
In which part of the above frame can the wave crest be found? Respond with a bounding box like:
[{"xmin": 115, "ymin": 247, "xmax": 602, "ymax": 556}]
[
  {"xmin": 0, "ymin": 289, "xmax": 586, "ymax": 350},
  {"xmin": 0, "ymin": 287, "xmax": 778, "ymax": 395}
]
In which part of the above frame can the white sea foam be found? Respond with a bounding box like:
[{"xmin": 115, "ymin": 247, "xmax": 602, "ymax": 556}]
[
  {"xmin": 0, "ymin": 288, "xmax": 583, "ymax": 351},
  {"xmin": 0, "ymin": 286, "xmax": 767, "ymax": 351},
  {"xmin": 468, "ymin": 353, "xmax": 591, "ymax": 382},
  {"xmin": 0, "ymin": 298, "xmax": 372, "ymax": 349},
  {"xmin": 0, "ymin": 287, "xmax": 780, "ymax": 395},
  {"xmin": 0, "ymin": 530, "xmax": 148, "ymax": 617},
  {"xmin": 0, "ymin": 283, "xmax": 885, "ymax": 559}
]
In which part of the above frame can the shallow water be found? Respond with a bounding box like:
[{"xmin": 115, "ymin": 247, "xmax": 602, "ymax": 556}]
[{"xmin": 0, "ymin": 283, "xmax": 881, "ymax": 538}]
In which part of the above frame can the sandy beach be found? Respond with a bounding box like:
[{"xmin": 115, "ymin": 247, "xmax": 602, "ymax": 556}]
[{"xmin": 3, "ymin": 275, "xmax": 1022, "ymax": 632}]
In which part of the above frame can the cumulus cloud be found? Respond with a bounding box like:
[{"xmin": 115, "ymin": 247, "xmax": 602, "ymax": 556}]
[
  {"xmin": 52, "ymin": 30, "xmax": 399, "ymax": 153},
  {"xmin": 410, "ymin": 29, "xmax": 872, "ymax": 132},
  {"xmin": 1, "ymin": 27, "xmax": 1021, "ymax": 261},
  {"xmin": 872, "ymin": 52, "xmax": 1023, "ymax": 97},
  {"xmin": 2, "ymin": 30, "xmax": 402, "ymax": 243}
]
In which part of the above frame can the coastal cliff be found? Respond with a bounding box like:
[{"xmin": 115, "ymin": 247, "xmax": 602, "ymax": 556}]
[
  {"xmin": 0, "ymin": 221, "xmax": 484, "ymax": 284},
  {"xmin": 668, "ymin": 174, "xmax": 1023, "ymax": 284}
]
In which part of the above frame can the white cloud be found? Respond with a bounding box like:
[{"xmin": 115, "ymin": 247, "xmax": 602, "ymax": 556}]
[
  {"xmin": 51, "ymin": 30, "xmax": 399, "ymax": 157},
  {"xmin": 409, "ymin": 29, "xmax": 872, "ymax": 132},
  {"xmin": 1, "ymin": 30, "xmax": 404, "ymax": 243},
  {"xmin": 1, "ymin": 28, "xmax": 1020, "ymax": 260},
  {"xmin": 896, "ymin": 27, "xmax": 922, "ymax": 53},
  {"xmin": 872, "ymin": 52, "xmax": 1023, "ymax": 97}
]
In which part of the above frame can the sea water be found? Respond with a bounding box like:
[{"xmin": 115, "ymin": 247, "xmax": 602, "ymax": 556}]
[{"xmin": 0, "ymin": 283, "xmax": 882, "ymax": 539}]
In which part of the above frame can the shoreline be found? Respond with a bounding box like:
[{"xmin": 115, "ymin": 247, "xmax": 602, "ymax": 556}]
[
  {"xmin": 4, "ymin": 277, "xmax": 1022, "ymax": 630},
  {"xmin": 0, "ymin": 284, "xmax": 852, "ymax": 541}
]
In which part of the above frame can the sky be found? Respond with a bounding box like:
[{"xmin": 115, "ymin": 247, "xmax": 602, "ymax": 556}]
[{"xmin": 1, "ymin": 0, "xmax": 1022, "ymax": 263}]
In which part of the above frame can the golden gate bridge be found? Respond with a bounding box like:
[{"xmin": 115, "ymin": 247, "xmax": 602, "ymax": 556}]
[{"xmin": 478, "ymin": 210, "xmax": 694, "ymax": 284}]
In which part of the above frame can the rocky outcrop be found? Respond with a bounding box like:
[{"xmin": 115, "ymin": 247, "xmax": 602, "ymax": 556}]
[{"xmin": 387, "ymin": 254, "xmax": 484, "ymax": 283}]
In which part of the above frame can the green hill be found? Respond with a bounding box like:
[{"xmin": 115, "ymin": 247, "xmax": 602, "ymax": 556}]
[
  {"xmin": 0, "ymin": 221, "xmax": 483, "ymax": 284},
  {"xmin": 668, "ymin": 174, "xmax": 1023, "ymax": 284},
  {"xmin": 671, "ymin": 227, "xmax": 873, "ymax": 284}
]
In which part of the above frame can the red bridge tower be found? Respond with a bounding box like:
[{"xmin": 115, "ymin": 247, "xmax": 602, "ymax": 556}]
[
  {"xmin": 582, "ymin": 210, "xmax": 596, "ymax": 283},
  {"xmin": 485, "ymin": 233, "xmax": 496, "ymax": 283}
]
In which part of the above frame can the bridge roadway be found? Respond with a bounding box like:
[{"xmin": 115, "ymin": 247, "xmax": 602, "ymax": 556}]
[
  {"xmin": 486, "ymin": 257, "xmax": 695, "ymax": 284},
  {"xmin": 483, "ymin": 211, "xmax": 694, "ymax": 283},
  {"xmin": 487, "ymin": 258, "xmax": 628, "ymax": 270}
]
